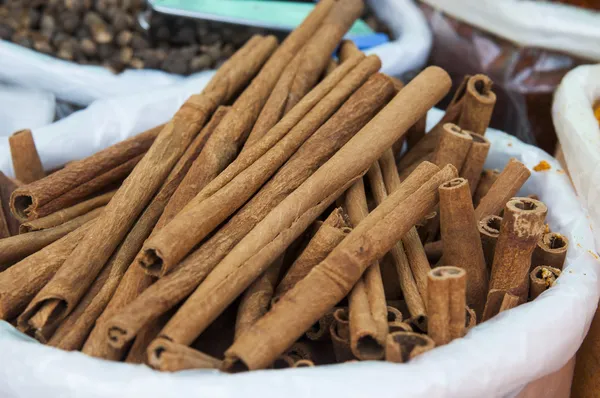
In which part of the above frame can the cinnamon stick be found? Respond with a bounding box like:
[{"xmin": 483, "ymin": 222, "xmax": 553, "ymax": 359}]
[
  {"xmin": 424, "ymin": 240, "xmax": 443, "ymax": 263},
  {"xmin": 293, "ymin": 359, "xmax": 315, "ymax": 367},
  {"xmin": 460, "ymin": 132, "xmax": 491, "ymax": 195},
  {"xmin": 125, "ymin": 311, "xmax": 172, "ymax": 364},
  {"xmin": 388, "ymin": 322, "xmax": 413, "ymax": 333},
  {"xmin": 9, "ymin": 129, "xmax": 45, "ymax": 184},
  {"xmin": 339, "ymin": 40, "xmax": 362, "ymax": 62},
  {"xmin": 345, "ymin": 177, "xmax": 387, "ymax": 360},
  {"xmin": 387, "ymin": 306, "xmax": 403, "ymax": 323},
  {"xmin": 474, "ymin": 159, "xmax": 531, "ymax": 221},
  {"xmin": 147, "ymin": 338, "xmax": 222, "ymax": 372},
  {"xmin": 457, "ymin": 74, "xmax": 497, "ymax": 135},
  {"xmin": 80, "ymin": 106, "xmax": 224, "ymax": 360},
  {"xmin": 416, "ymin": 211, "xmax": 438, "ymax": 242},
  {"xmin": 0, "ymin": 221, "xmax": 93, "ymax": 320},
  {"xmin": 20, "ymin": 190, "xmax": 114, "ymax": 233},
  {"xmin": 18, "ymin": 35, "xmax": 275, "ymax": 332},
  {"xmin": 0, "ymin": 171, "xmax": 21, "ymax": 236},
  {"xmin": 432, "ymin": 123, "xmax": 473, "ymax": 170},
  {"xmin": 305, "ymin": 308, "xmax": 336, "ymax": 341},
  {"xmin": 438, "ymin": 177, "xmax": 488, "ymax": 317},
  {"xmin": 530, "ymin": 266, "xmax": 561, "ymax": 300},
  {"xmin": 330, "ymin": 308, "xmax": 354, "ymax": 362},
  {"xmin": 221, "ymin": 164, "xmax": 457, "ymax": 370},
  {"xmin": 385, "ymin": 332, "xmax": 435, "ymax": 363},
  {"xmin": 10, "ymin": 125, "xmax": 161, "ymax": 220},
  {"xmin": 139, "ymin": 55, "xmax": 379, "ymax": 276},
  {"xmin": 0, "ymin": 204, "xmax": 9, "ymax": 239},
  {"xmin": 0, "ymin": 207, "xmax": 103, "ymax": 267},
  {"xmin": 531, "ymin": 232, "xmax": 568, "ymax": 270},
  {"xmin": 478, "ymin": 215, "xmax": 502, "ymax": 270},
  {"xmin": 427, "ymin": 266, "xmax": 467, "ymax": 346},
  {"xmin": 235, "ymin": 256, "xmax": 283, "ymax": 340},
  {"xmin": 379, "ymin": 149, "xmax": 431, "ymax": 305},
  {"xmin": 482, "ymin": 198, "xmax": 547, "ymax": 321},
  {"xmin": 498, "ymin": 292, "xmax": 519, "ymax": 313},
  {"xmin": 274, "ymin": 208, "xmax": 350, "ymax": 300},
  {"xmin": 284, "ymin": 0, "xmax": 364, "ymax": 112},
  {"xmin": 473, "ymin": 169, "xmax": 499, "ymax": 206}
]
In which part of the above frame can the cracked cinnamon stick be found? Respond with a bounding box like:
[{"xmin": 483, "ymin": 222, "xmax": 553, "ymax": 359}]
[
  {"xmin": 460, "ymin": 132, "xmax": 491, "ymax": 195},
  {"xmin": 147, "ymin": 338, "xmax": 222, "ymax": 372},
  {"xmin": 9, "ymin": 129, "xmax": 45, "ymax": 184},
  {"xmin": 427, "ymin": 266, "xmax": 467, "ymax": 346},
  {"xmin": 139, "ymin": 55, "xmax": 378, "ymax": 277},
  {"xmin": 18, "ymin": 35, "xmax": 274, "ymax": 333},
  {"xmin": 478, "ymin": 215, "xmax": 502, "ymax": 271},
  {"xmin": 473, "ymin": 169, "xmax": 499, "ymax": 206},
  {"xmin": 221, "ymin": 164, "xmax": 457, "ymax": 370},
  {"xmin": 10, "ymin": 125, "xmax": 161, "ymax": 220},
  {"xmin": 385, "ymin": 332, "xmax": 435, "ymax": 363},
  {"xmin": 0, "ymin": 207, "xmax": 103, "ymax": 267},
  {"xmin": 482, "ymin": 198, "xmax": 547, "ymax": 321},
  {"xmin": 531, "ymin": 232, "xmax": 568, "ymax": 270},
  {"xmin": 474, "ymin": 159, "xmax": 531, "ymax": 221},
  {"xmin": 20, "ymin": 190, "xmax": 114, "ymax": 233},
  {"xmin": 530, "ymin": 266, "xmax": 561, "ymax": 300},
  {"xmin": 438, "ymin": 177, "xmax": 488, "ymax": 317},
  {"xmin": 274, "ymin": 208, "xmax": 350, "ymax": 300}
]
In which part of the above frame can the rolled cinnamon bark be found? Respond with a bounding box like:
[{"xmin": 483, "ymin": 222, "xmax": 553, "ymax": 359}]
[
  {"xmin": 31, "ymin": 154, "xmax": 141, "ymax": 219},
  {"xmin": 427, "ymin": 266, "xmax": 467, "ymax": 346},
  {"xmin": 125, "ymin": 311, "xmax": 172, "ymax": 364},
  {"xmin": 531, "ymin": 232, "xmax": 569, "ymax": 270},
  {"xmin": 0, "ymin": 207, "xmax": 102, "ymax": 267},
  {"xmin": 235, "ymin": 256, "xmax": 283, "ymax": 340},
  {"xmin": 273, "ymin": 355, "xmax": 296, "ymax": 369},
  {"xmin": 339, "ymin": 39, "xmax": 362, "ymax": 62},
  {"xmin": 432, "ymin": 123, "xmax": 473, "ymax": 170},
  {"xmin": 345, "ymin": 177, "xmax": 387, "ymax": 360},
  {"xmin": 80, "ymin": 107, "xmax": 224, "ymax": 360},
  {"xmin": 478, "ymin": 215, "xmax": 502, "ymax": 270},
  {"xmin": 498, "ymin": 292, "xmax": 519, "ymax": 312},
  {"xmin": 139, "ymin": 55, "xmax": 379, "ymax": 277},
  {"xmin": 221, "ymin": 165, "xmax": 457, "ymax": 370},
  {"xmin": 20, "ymin": 190, "xmax": 114, "ymax": 233},
  {"xmin": 530, "ymin": 266, "xmax": 561, "ymax": 300},
  {"xmin": 457, "ymin": 74, "xmax": 497, "ymax": 135},
  {"xmin": 0, "ymin": 204, "xmax": 9, "ymax": 239},
  {"xmin": 284, "ymin": 0, "xmax": 364, "ymax": 112},
  {"xmin": 18, "ymin": 35, "xmax": 275, "ymax": 332},
  {"xmin": 460, "ymin": 132, "xmax": 491, "ymax": 195},
  {"xmin": 305, "ymin": 308, "xmax": 336, "ymax": 341},
  {"xmin": 424, "ymin": 240, "xmax": 443, "ymax": 263},
  {"xmin": 293, "ymin": 359, "xmax": 315, "ymax": 368},
  {"xmin": 388, "ymin": 322, "xmax": 413, "ymax": 333},
  {"xmin": 474, "ymin": 159, "xmax": 531, "ymax": 221},
  {"xmin": 473, "ymin": 169, "xmax": 499, "ymax": 206},
  {"xmin": 438, "ymin": 178, "xmax": 488, "ymax": 317},
  {"xmin": 274, "ymin": 208, "xmax": 350, "ymax": 300},
  {"xmin": 482, "ymin": 198, "xmax": 547, "ymax": 321},
  {"xmin": 0, "ymin": 221, "xmax": 93, "ymax": 320},
  {"xmin": 415, "ymin": 211, "xmax": 438, "ymax": 243},
  {"xmin": 385, "ymin": 332, "xmax": 435, "ymax": 363},
  {"xmin": 108, "ymin": 67, "xmax": 451, "ymax": 351},
  {"xmin": 0, "ymin": 172, "xmax": 20, "ymax": 236},
  {"xmin": 387, "ymin": 306, "xmax": 403, "ymax": 323},
  {"xmin": 10, "ymin": 124, "xmax": 161, "ymax": 220},
  {"xmin": 9, "ymin": 129, "xmax": 45, "ymax": 184},
  {"xmin": 330, "ymin": 308, "xmax": 355, "ymax": 362},
  {"xmin": 466, "ymin": 306, "xmax": 477, "ymax": 328},
  {"xmin": 147, "ymin": 338, "xmax": 222, "ymax": 372}
]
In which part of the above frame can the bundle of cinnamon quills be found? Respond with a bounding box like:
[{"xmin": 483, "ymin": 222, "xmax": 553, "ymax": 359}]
[{"xmin": 0, "ymin": 0, "xmax": 568, "ymax": 373}]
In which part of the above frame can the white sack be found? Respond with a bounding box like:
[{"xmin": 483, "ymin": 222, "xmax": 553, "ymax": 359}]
[
  {"xmin": 0, "ymin": 84, "xmax": 597, "ymax": 396},
  {"xmin": 0, "ymin": 0, "xmax": 430, "ymax": 106},
  {"xmin": 553, "ymin": 64, "xmax": 600, "ymax": 250},
  {"xmin": 0, "ymin": 84, "xmax": 55, "ymax": 136}
]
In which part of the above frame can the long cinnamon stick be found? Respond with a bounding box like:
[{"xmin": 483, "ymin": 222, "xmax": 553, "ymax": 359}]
[
  {"xmin": 274, "ymin": 208, "xmax": 350, "ymax": 300},
  {"xmin": 460, "ymin": 132, "xmax": 491, "ymax": 195},
  {"xmin": 478, "ymin": 215, "xmax": 502, "ymax": 270},
  {"xmin": 0, "ymin": 207, "xmax": 103, "ymax": 266},
  {"xmin": 432, "ymin": 123, "xmax": 473, "ymax": 170},
  {"xmin": 18, "ymin": 35, "xmax": 275, "ymax": 332},
  {"xmin": 473, "ymin": 169, "xmax": 499, "ymax": 206},
  {"xmin": 482, "ymin": 198, "xmax": 547, "ymax": 321},
  {"xmin": 10, "ymin": 125, "xmax": 161, "ymax": 220},
  {"xmin": 427, "ymin": 266, "xmax": 467, "ymax": 346},
  {"xmin": 9, "ymin": 129, "xmax": 45, "ymax": 184},
  {"xmin": 0, "ymin": 204, "xmax": 9, "ymax": 239},
  {"xmin": 80, "ymin": 106, "xmax": 225, "ymax": 360},
  {"xmin": 109, "ymin": 71, "xmax": 395, "ymax": 348},
  {"xmin": 457, "ymin": 74, "xmax": 497, "ymax": 135},
  {"xmin": 531, "ymin": 232, "xmax": 568, "ymax": 270},
  {"xmin": 530, "ymin": 266, "xmax": 561, "ymax": 300},
  {"xmin": 147, "ymin": 338, "xmax": 222, "ymax": 371},
  {"xmin": 438, "ymin": 177, "xmax": 488, "ymax": 317},
  {"xmin": 221, "ymin": 165, "xmax": 457, "ymax": 370},
  {"xmin": 474, "ymin": 159, "xmax": 531, "ymax": 221},
  {"xmin": 385, "ymin": 332, "xmax": 435, "ymax": 363},
  {"xmin": 0, "ymin": 172, "xmax": 20, "ymax": 236},
  {"xmin": 0, "ymin": 221, "xmax": 93, "ymax": 320},
  {"xmin": 20, "ymin": 190, "xmax": 114, "ymax": 233},
  {"xmin": 139, "ymin": 55, "xmax": 380, "ymax": 276}
]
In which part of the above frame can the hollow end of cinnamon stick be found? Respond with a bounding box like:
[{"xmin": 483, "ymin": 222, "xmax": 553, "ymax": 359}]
[
  {"xmin": 10, "ymin": 191, "xmax": 36, "ymax": 221},
  {"xmin": 534, "ymin": 233, "xmax": 569, "ymax": 271},
  {"xmin": 354, "ymin": 333, "xmax": 385, "ymax": 361},
  {"xmin": 430, "ymin": 265, "xmax": 466, "ymax": 280},
  {"xmin": 106, "ymin": 323, "xmax": 132, "ymax": 349},
  {"xmin": 333, "ymin": 308, "xmax": 350, "ymax": 340},
  {"xmin": 407, "ymin": 314, "xmax": 428, "ymax": 334},
  {"xmin": 479, "ymin": 215, "xmax": 501, "ymax": 236},
  {"xmin": 530, "ymin": 265, "xmax": 561, "ymax": 300},
  {"xmin": 273, "ymin": 355, "xmax": 296, "ymax": 369},
  {"xmin": 385, "ymin": 331, "xmax": 435, "ymax": 363},
  {"xmin": 386, "ymin": 306, "xmax": 402, "ymax": 323},
  {"xmin": 138, "ymin": 248, "xmax": 164, "ymax": 276},
  {"xmin": 506, "ymin": 197, "xmax": 548, "ymax": 225},
  {"xmin": 221, "ymin": 356, "xmax": 250, "ymax": 373},
  {"xmin": 468, "ymin": 74, "xmax": 496, "ymax": 104},
  {"xmin": 388, "ymin": 321, "xmax": 413, "ymax": 333},
  {"xmin": 293, "ymin": 359, "xmax": 315, "ymax": 368},
  {"xmin": 19, "ymin": 298, "xmax": 66, "ymax": 331}
]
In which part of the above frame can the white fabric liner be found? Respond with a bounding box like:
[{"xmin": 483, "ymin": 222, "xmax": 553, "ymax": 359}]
[
  {"xmin": 0, "ymin": 95, "xmax": 597, "ymax": 397},
  {"xmin": 422, "ymin": 0, "xmax": 600, "ymax": 62}
]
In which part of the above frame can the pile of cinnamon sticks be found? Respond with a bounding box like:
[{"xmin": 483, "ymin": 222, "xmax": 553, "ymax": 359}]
[{"xmin": 0, "ymin": 0, "xmax": 568, "ymax": 373}]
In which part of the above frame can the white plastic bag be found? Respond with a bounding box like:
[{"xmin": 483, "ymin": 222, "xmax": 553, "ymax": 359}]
[
  {"xmin": 553, "ymin": 64, "xmax": 600, "ymax": 249},
  {"xmin": 0, "ymin": 0, "xmax": 430, "ymax": 106},
  {"xmin": 0, "ymin": 80, "xmax": 597, "ymax": 396},
  {"xmin": 0, "ymin": 84, "xmax": 56, "ymax": 136}
]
